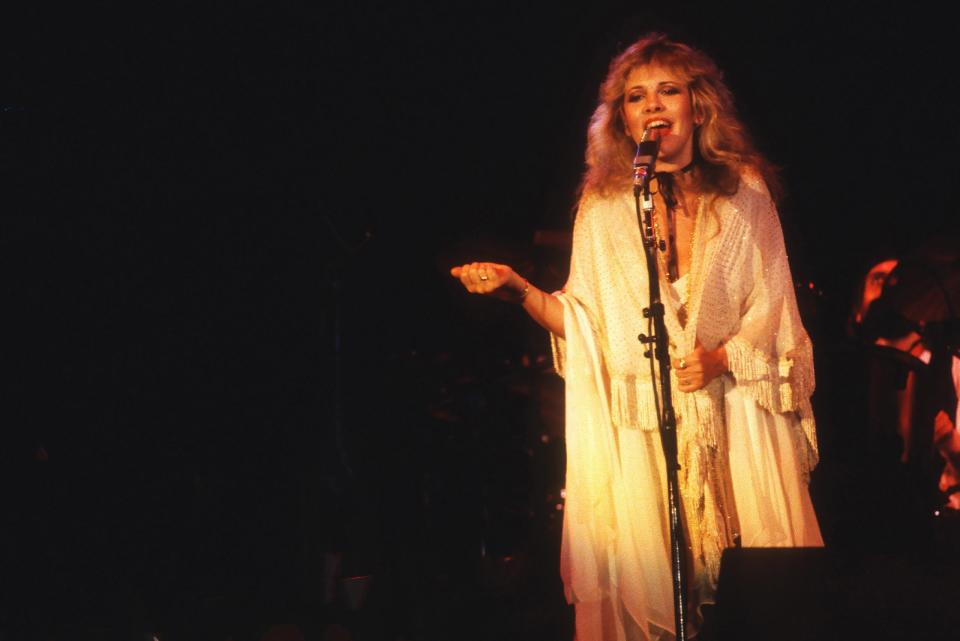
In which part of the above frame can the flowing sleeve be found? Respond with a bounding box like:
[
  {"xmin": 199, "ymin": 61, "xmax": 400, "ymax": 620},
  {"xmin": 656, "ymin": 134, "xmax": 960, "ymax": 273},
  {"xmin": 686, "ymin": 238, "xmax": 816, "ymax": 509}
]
[
  {"xmin": 721, "ymin": 175, "xmax": 818, "ymax": 471},
  {"xmin": 546, "ymin": 197, "xmax": 623, "ymax": 606},
  {"xmin": 551, "ymin": 196, "xmax": 603, "ymax": 378}
]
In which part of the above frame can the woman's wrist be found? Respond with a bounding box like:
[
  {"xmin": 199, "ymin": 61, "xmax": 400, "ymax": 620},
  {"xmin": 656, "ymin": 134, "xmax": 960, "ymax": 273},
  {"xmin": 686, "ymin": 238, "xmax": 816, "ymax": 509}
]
[
  {"xmin": 516, "ymin": 278, "xmax": 531, "ymax": 303},
  {"xmin": 703, "ymin": 344, "xmax": 728, "ymax": 384},
  {"xmin": 717, "ymin": 343, "xmax": 728, "ymax": 371},
  {"xmin": 510, "ymin": 272, "xmax": 531, "ymax": 303}
]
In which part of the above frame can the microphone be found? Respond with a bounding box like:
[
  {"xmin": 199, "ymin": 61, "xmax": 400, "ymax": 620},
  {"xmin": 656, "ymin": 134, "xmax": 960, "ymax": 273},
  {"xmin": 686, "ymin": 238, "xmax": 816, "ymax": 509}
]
[{"xmin": 633, "ymin": 125, "xmax": 665, "ymax": 192}]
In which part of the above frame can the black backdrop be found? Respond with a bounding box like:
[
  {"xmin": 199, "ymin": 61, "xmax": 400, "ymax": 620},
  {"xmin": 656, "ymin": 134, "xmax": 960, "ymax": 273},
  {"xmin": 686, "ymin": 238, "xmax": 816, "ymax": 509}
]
[{"xmin": 2, "ymin": 1, "xmax": 960, "ymax": 638}]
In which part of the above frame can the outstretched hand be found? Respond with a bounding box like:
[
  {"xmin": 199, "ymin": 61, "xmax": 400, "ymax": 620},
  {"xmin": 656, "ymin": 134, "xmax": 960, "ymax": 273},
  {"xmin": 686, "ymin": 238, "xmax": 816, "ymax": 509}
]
[
  {"xmin": 671, "ymin": 340, "xmax": 728, "ymax": 392},
  {"xmin": 450, "ymin": 262, "xmax": 526, "ymax": 302}
]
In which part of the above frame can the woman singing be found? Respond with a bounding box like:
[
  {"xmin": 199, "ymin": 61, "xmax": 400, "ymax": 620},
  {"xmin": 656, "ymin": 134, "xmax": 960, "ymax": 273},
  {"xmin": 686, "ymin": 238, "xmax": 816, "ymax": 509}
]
[{"xmin": 451, "ymin": 34, "xmax": 823, "ymax": 640}]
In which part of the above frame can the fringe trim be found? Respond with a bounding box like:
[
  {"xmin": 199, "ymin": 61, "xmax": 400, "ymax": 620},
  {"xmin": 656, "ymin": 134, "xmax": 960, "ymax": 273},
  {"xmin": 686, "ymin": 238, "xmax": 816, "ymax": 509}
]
[
  {"xmin": 674, "ymin": 376, "xmax": 732, "ymax": 594},
  {"xmin": 724, "ymin": 336, "xmax": 815, "ymax": 414},
  {"xmin": 725, "ymin": 336, "xmax": 819, "ymax": 478},
  {"xmin": 678, "ymin": 437, "xmax": 729, "ymax": 593},
  {"xmin": 798, "ymin": 398, "xmax": 820, "ymax": 480},
  {"xmin": 609, "ymin": 376, "xmax": 661, "ymax": 432},
  {"xmin": 605, "ymin": 371, "xmax": 775, "ymax": 596},
  {"xmin": 607, "ymin": 370, "xmax": 732, "ymax": 591}
]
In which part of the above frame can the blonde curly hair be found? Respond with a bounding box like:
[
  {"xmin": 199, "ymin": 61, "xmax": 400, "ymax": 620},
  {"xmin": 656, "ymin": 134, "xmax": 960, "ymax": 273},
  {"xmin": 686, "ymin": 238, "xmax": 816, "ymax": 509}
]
[{"xmin": 580, "ymin": 33, "xmax": 781, "ymax": 203}]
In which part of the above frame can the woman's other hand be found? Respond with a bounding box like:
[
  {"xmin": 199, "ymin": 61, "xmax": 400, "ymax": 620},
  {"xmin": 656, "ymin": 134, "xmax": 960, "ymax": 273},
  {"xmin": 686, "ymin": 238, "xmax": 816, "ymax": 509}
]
[
  {"xmin": 450, "ymin": 262, "xmax": 526, "ymax": 302},
  {"xmin": 672, "ymin": 340, "xmax": 728, "ymax": 392}
]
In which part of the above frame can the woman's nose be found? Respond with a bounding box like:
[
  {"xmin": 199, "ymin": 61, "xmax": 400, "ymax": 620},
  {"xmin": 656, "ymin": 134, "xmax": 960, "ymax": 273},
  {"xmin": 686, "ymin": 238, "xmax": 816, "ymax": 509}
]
[{"xmin": 644, "ymin": 94, "xmax": 663, "ymax": 112}]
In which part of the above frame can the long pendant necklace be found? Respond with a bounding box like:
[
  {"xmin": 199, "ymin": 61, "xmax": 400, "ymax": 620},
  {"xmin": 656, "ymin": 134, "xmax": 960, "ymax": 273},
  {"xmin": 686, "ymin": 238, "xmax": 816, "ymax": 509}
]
[
  {"xmin": 653, "ymin": 173, "xmax": 701, "ymax": 327},
  {"xmin": 653, "ymin": 173, "xmax": 682, "ymax": 283}
]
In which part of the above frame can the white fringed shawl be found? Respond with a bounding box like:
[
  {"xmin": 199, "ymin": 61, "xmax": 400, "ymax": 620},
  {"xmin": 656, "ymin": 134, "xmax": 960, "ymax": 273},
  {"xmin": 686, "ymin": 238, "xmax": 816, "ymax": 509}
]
[{"xmin": 551, "ymin": 170, "xmax": 817, "ymax": 636}]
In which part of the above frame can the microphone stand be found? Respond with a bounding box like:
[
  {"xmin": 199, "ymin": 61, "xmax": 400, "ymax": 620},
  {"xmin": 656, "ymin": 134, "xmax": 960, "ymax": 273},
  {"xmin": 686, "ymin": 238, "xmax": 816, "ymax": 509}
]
[{"xmin": 633, "ymin": 133, "xmax": 690, "ymax": 641}]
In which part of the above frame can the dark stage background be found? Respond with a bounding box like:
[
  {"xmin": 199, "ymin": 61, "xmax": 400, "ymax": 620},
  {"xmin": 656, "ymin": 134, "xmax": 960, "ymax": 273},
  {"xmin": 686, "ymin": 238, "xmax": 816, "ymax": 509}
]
[{"xmin": 3, "ymin": 2, "xmax": 960, "ymax": 640}]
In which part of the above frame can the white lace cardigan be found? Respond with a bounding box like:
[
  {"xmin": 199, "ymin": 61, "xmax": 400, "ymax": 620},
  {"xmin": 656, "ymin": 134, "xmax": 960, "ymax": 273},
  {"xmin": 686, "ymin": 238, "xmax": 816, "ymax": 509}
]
[{"xmin": 550, "ymin": 169, "xmax": 817, "ymax": 621}]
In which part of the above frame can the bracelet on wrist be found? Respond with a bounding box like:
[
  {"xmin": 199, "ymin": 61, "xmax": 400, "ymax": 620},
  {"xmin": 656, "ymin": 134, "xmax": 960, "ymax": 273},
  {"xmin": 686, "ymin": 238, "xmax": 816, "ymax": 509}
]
[{"xmin": 515, "ymin": 279, "xmax": 530, "ymax": 303}]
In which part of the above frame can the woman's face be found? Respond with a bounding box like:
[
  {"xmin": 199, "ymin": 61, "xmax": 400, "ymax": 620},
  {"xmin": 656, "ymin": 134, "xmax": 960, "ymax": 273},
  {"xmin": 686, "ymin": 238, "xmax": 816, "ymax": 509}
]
[{"xmin": 621, "ymin": 64, "xmax": 698, "ymax": 172}]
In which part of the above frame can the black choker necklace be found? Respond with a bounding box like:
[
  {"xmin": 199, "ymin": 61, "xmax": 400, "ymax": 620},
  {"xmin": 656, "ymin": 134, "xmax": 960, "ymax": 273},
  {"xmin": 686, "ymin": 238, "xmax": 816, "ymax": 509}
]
[{"xmin": 654, "ymin": 161, "xmax": 696, "ymax": 209}]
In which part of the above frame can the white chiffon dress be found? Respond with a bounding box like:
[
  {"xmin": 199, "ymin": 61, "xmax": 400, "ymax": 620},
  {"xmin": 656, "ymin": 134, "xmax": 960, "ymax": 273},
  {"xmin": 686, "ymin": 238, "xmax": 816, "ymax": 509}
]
[{"xmin": 551, "ymin": 171, "xmax": 823, "ymax": 641}]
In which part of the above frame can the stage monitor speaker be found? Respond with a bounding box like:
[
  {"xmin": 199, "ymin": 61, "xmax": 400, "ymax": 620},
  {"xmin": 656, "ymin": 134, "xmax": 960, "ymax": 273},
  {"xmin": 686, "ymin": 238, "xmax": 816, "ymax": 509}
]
[{"xmin": 713, "ymin": 547, "xmax": 838, "ymax": 641}]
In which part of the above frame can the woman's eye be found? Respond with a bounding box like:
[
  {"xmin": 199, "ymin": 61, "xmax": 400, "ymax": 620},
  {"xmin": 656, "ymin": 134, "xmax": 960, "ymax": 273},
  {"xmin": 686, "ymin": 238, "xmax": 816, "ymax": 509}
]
[
  {"xmin": 661, "ymin": 87, "xmax": 681, "ymax": 96},
  {"xmin": 626, "ymin": 94, "xmax": 644, "ymax": 103}
]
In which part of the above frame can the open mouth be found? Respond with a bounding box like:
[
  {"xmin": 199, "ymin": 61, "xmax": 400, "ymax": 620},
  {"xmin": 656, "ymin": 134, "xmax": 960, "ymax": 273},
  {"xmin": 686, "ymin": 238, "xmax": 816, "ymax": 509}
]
[{"xmin": 644, "ymin": 119, "xmax": 672, "ymax": 136}]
